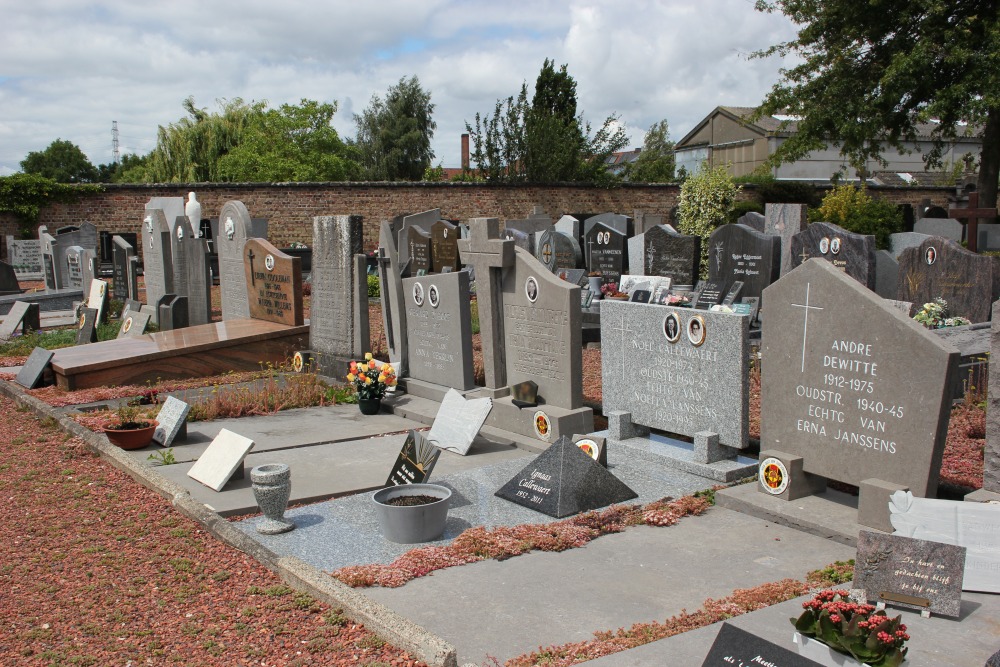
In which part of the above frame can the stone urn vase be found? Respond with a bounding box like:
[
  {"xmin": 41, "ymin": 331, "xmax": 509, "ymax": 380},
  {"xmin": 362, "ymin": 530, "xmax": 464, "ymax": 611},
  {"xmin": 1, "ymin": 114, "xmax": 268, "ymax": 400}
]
[
  {"xmin": 105, "ymin": 420, "xmax": 158, "ymax": 450},
  {"xmin": 372, "ymin": 483, "xmax": 451, "ymax": 544},
  {"xmin": 587, "ymin": 275, "xmax": 604, "ymax": 299},
  {"xmin": 358, "ymin": 397, "xmax": 382, "ymax": 415},
  {"xmin": 250, "ymin": 463, "xmax": 295, "ymax": 534}
]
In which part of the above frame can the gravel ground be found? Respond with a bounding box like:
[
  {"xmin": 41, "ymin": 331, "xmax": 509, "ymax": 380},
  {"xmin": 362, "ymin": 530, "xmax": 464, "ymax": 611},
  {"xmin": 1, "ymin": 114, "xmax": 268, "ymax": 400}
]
[{"xmin": 0, "ymin": 395, "xmax": 426, "ymax": 667}]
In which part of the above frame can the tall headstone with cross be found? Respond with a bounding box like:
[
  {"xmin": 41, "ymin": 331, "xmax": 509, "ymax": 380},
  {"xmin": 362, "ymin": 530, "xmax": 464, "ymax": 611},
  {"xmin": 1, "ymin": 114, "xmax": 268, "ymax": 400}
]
[
  {"xmin": 760, "ymin": 259, "xmax": 958, "ymax": 504},
  {"xmin": 216, "ymin": 201, "xmax": 256, "ymax": 320},
  {"xmin": 377, "ymin": 220, "xmax": 409, "ymax": 373},
  {"xmin": 950, "ymin": 192, "xmax": 997, "ymax": 253},
  {"xmin": 170, "ymin": 216, "xmax": 212, "ymax": 326},
  {"xmin": 140, "ymin": 209, "xmax": 175, "ymax": 323},
  {"xmin": 112, "ymin": 235, "xmax": 138, "ymax": 302}
]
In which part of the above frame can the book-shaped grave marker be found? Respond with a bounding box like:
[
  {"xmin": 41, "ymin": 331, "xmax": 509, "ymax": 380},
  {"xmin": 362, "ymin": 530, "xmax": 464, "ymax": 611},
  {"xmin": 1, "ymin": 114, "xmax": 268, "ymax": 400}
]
[
  {"xmin": 187, "ymin": 429, "xmax": 255, "ymax": 492},
  {"xmin": 15, "ymin": 346, "xmax": 54, "ymax": 389},
  {"xmin": 853, "ymin": 529, "xmax": 966, "ymax": 618},
  {"xmin": 495, "ymin": 436, "xmax": 637, "ymax": 518},
  {"xmin": 701, "ymin": 622, "xmax": 823, "ymax": 667},
  {"xmin": 386, "ymin": 430, "xmax": 442, "ymax": 487},
  {"xmin": 426, "ymin": 388, "xmax": 492, "ymax": 455},
  {"xmin": 153, "ymin": 396, "xmax": 191, "ymax": 447}
]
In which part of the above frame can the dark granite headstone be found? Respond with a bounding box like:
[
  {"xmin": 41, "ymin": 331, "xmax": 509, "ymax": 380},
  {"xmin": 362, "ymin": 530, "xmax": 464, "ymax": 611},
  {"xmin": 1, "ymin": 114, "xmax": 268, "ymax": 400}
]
[
  {"xmin": 701, "ymin": 623, "xmax": 822, "ymax": 667},
  {"xmin": 430, "ymin": 220, "xmax": 461, "ymax": 273},
  {"xmin": 854, "ymin": 530, "xmax": 966, "ymax": 619},
  {"xmin": 708, "ymin": 223, "xmax": 781, "ymax": 299},
  {"xmin": 790, "ymin": 221, "xmax": 877, "ymax": 289},
  {"xmin": 722, "ymin": 281, "xmax": 743, "ymax": 306},
  {"xmin": 736, "ymin": 211, "xmax": 766, "ymax": 233},
  {"xmin": 111, "ymin": 236, "xmax": 138, "ymax": 302},
  {"xmin": 643, "ymin": 225, "xmax": 700, "ymax": 285},
  {"xmin": 988, "ymin": 648, "xmax": 1000, "ymax": 667},
  {"xmin": 583, "ymin": 213, "xmax": 630, "ymax": 238},
  {"xmin": 385, "ymin": 430, "xmax": 441, "ymax": 487},
  {"xmin": 694, "ymin": 281, "xmax": 725, "ymax": 309},
  {"xmin": 76, "ymin": 307, "xmax": 98, "ymax": 345},
  {"xmin": 535, "ymin": 229, "xmax": 582, "ymax": 273},
  {"xmin": 897, "ymin": 236, "xmax": 994, "ymax": 323},
  {"xmin": 15, "ymin": 347, "xmax": 54, "ymax": 388},
  {"xmin": 494, "ymin": 436, "xmax": 637, "ymax": 518},
  {"xmin": 584, "ymin": 222, "xmax": 628, "ymax": 286},
  {"xmin": 158, "ymin": 295, "xmax": 189, "ymax": 331},
  {"xmin": 0, "ymin": 260, "xmax": 22, "ymax": 296},
  {"xmin": 406, "ymin": 226, "xmax": 432, "ymax": 276}
]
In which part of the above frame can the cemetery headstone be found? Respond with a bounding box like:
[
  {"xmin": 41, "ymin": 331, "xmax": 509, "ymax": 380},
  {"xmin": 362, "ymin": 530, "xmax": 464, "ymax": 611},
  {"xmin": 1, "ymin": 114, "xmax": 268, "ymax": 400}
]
[
  {"xmin": 86, "ymin": 279, "xmax": 109, "ymax": 323},
  {"xmin": 897, "ymin": 236, "xmax": 994, "ymax": 323},
  {"xmin": 64, "ymin": 246, "xmax": 83, "ymax": 289},
  {"xmin": 495, "ymin": 436, "xmax": 637, "ymax": 518},
  {"xmin": 914, "ymin": 217, "xmax": 964, "ymax": 242},
  {"xmin": 426, "ymin": 388, "xmax": 493, "ymax": 455},
  {"xmin": 112, "ymin": 235, "xmax": 136, "ymax": 301},
  {"xmin": 501, "ymin": 228, "xmax": 533, "ymax": 254},
  {"xmin": 171, "ymin": 216, "xmax": 213, "ymax": 326},
  {"xmin": 145, "ymin": 197, "xmax": 185, "ymax": 235},
  {"xmin": 535, "ymin": 229, "xmax": 582, "ymax": 273},
  {"xmin": 889, "ymin": 232, "xmax": 933, "ymax": 260},
  {"xmin": 405, "ymin": 226, "xmax": 433, "ymax": 276},
  {"xmin": 554, "ymin": 215, "xmax": 580, "ymax": 241},
  {"xmin": 311, "ymin": 215, "xmax": 368, "ymax": 374},
  {"xmin": 641, "ymin": 225, "xmax": 701, "ymax": 286},
  {"xmin": 736, "ymin": 210, "xmax": 766, "ymax": 233},
  {"xmin": 141, "ymin": 209, "xmax": 175, "ymax": 323},
  {"xmin": 244, "ymin": 238, "xmax": 304, "ymax": 326},
  {"xmin": 764, "ymin": 203, "xmax": 808, "ymax": 275},
  {"xmin": 40, "ymin": 229, "xmax": 58, "ymax": 291},
  {"xmin": 760, "ymin": 259, "xmax": 958, "ymax": 496},
  {"xmin": 790, "ymin": 221, "xmax": 877, "ymax": 289},
  {"xmin": 583, "ymin": 212, "xmax": 630, "ymax": 238},
  {"xmin": 875, "ymin": 250, "xmax": 899, "ymax": 299},
  {"xmin": 694, "ymin": 281, "xmax": 726, "ymax": 309},
  {"xmin": 5, "ymin": 237, "xmax": 43, "ymax": 280},
  {"xmin": 377, "ymin": 221, "xmax": 408, "ymax": 372},
  {"xmin": 396, "ymin": 209, "xmax": 440, "ymax": 269},
  {"xmin": 978, "ymin": 223, "xmax": 1000, "ymax": 252},
  {"xmin": 15, "ymin": 347, "xmax": 54, "ymax": 388},
  {"xmin": 402, "ymin": 271, "xmax": 475, "ymax": 389},
  {"xmin": 116, "ymin": 311, "xmax": 150, "ymax": 338},
  {"xmin": 76, "ymin": 308, "xmax": 98, "ymax": 345},
  {"xmin": 216, "ymin": 201, "xmax": 257, "ymax": 320},
  {"xmin": 385, "ymin": 430, "xmax": 441, "ymax": 487},
  {"xmin": 152, "ymin": 396, "xmax": 191, "ymax": 447},
  {"xmin": 701, "ymin": 623, "xmax": 821, "ymax": 667},
  {"xmin": 430, "ymin": 220, "xmax": 461, "ymax": 273},
  {"xmin": 708, "ymin": 223, "xmax": 781, "ymax": 299},
  {"xmin": 0, "ymin": 301, "xmax": 39, "ymax": 341},
  {"xmin": 854, "ymin": 530, "xmax": 965, "ymax": 619},
  {"xmin": 187, "ymin": 429, "xmax": 255, "ymax": 492},
  {"xmin": 985, "ymin": 299, "xmax": 1000, "ymax": 494},
  {"xmin": 722, "ymin": 281, "xmax": 743, "ymax": 306},
  {"xmin": 0, "ymin": 260, "xmax": 21, "ymax": 296},
  {"xmin": 584, "ymin": 222, "xmax": 628, "ymax": 287},
  {"xmin": 80, "ymin": 248, "xmax": 98, "ymax": 291},
  {"xmin": 158, "ymin": 295, "xmax": 189, "ymax": 331}
]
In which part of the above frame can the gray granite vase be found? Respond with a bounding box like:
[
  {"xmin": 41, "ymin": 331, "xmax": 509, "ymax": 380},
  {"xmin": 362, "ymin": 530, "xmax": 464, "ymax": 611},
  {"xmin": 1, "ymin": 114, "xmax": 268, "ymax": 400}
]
[{"xmin": 250, "ymin": 463, "xmax": 295, "ymax": 534}]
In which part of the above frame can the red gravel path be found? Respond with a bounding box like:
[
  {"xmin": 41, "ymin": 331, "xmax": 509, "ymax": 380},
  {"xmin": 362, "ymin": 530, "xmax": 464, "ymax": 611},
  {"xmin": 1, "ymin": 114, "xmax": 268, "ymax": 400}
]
[{"xmin": 0, "ymin": 396, "xmax": 425, "ymax": 667}]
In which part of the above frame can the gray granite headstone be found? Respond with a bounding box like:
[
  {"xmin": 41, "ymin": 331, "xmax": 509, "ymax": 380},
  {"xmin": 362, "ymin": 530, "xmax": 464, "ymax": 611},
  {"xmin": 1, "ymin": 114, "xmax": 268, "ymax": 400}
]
[
  {"xmin": 6, "ymin": 237, "xmax": 43, "ymax": 280},
  {"xmin": 405, "ymin": 226, "xmax": 432, "ymax": 276},
  {"xmin": 116, "ymin": 311, "xmax": 150, "ymax": 338},
  {"xmin": 985, "ymin": 300, "xmax": 1000, "ymax": 494},
  {"xmin": 764, "ymin": 203, "xmax": 808, "ymax": 275},
  {"xmin": 583, "ymin": 212, "xmax": 630, "ymax": 238},
  {"xmin": 145, "ymin": 197, "xmax": 185, "ymax": 235},
  {"xmin": 914, "ymin": 217, "xmax": 964, "ymax": 242},
  {"xmin": 890, "ymin": 231, "xmax": 933, "ymax": 260},
  {"xmin": 396, "ymin": 209, "xmax": 440, "ymax": 270},
  {"xmin": 978, "ymin": 223, "xmax": 1000, "ymax": 252},
  {"xmin": 141, "ymin": 209, "xmax": 175, "ymax": 323},
  {"xmin": 854, "ymin": 530, "xmax": 965, "ymax": 619},
  {"xmin": 0, "ymin": 301, "xmax": 39, "ymax": 341},
  {"xmin": 39, "ymin": 229, "xmax": 58, "ymax": 291},
  {"xmin": 708, "ymin": 223, "xmax": 780, "ymax": 300},
  {"xmin": 15, "ymin": 346, "xmax": 54, "ymax": 388},
  {"xmin": 736, "ymin": 211, "xmax": 766, "ymax": 233},
  {"xmin": 80, "ymin": 248, "xmax": 98, "ymax": 291},
  {"xmin": 790, "ymin": 221, "xmax": 877, "ymax": 289},
  {"xmin": 640, "ymin": 225, "xmax": 701, "ymax": 286},
  {"xmin": 501, "ymin": 228, "xmax": 533, "ymax": 254},
  {"xmin": 601, "ymin": 300, "xmax": 748, "ymax": 448},
  {"xmin": 64, "ymin": 246, "xmax": 83, "ymax": 289},
  {"xmin": 216, "ymin": 201, "xmax": 256, "ymax": 320},
  {"xmin": 53, "ymin": 223, "xmax": 98, "ymax": 289},
  {"xmin": 402, "ymin": 271, "xmax": 476, "ymax": 390},
  {"xmin": 584, "ymin": 222, "xmax": 628, "ymax": 287},
  {"xmin": 875, "ymin": 249, "xmax": 899, "ymax": 298},
  {"xmin": 0, "ymin": 260, "xmax": 20, "ymax": 296},
  {"xmin": 377, "ymin": 221, "xmax": 408, "ymax": 371},
  {"xmin": 311, "ymin": 215, "xmax": 367, "ymax": 374},
  {"xmin": 505, "ymin": 217, "xmax": 553, "ymax": 239},
  {"xmin": 494, "ymin": 436, "xmax": 637, "ymax": 518},
  {"xmin": 897, "ymin": 236, "xmax": 994, "ymax": 323},
  {"xmin": 430, "ymin": 220, "xmax": 461, "ymax": 273},
  {"xmin": 76, "ymin": 307, "xmax": 98, "ymax": 344},
  {"xmin": 158, "ymin": 295, "xmax": 189, "ymax": 331},
  {"xmin": 426, "ymin": 388, "xmax": 493, "ymax": 455},
  {"xmin": 152, "ymin": 396, "xmax": 191, "ymax": 447},
  {"xmin": 535, "ymin": 229, "xmax": 581, "ymax": 273},
  {"xmin": 761, "ymin": 259, "xmax": 958, "ymax": 496},
  {"xmin": 170, "ymin": 216, "xmax": 212, "ymax": 326},
  {"xmin": 554, "ymin": 215, "xmax": 580, "ymax": 241},
  {"xmin": 112, "ymin": 235, "xmax": 136, "ymax": 301},
  {"xmin": 502, "ymin": 247, "xmax": 583, "ymax": 409}
]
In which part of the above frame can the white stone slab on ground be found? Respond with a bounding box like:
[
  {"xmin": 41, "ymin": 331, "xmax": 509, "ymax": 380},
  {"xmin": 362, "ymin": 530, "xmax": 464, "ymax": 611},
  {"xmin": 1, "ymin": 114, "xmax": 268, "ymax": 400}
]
[{"xmin": 187, "ymin": 428, "xmax": 254, "ymax": 491}]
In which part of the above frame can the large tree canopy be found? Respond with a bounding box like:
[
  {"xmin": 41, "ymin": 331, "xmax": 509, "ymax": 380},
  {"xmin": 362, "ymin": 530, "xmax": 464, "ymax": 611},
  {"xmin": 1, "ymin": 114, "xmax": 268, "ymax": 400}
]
[
  {"xmin": 353, "ymin": 76, "xmax": 436, "ymax": 181},
  {"xmin": 753, "ymin": 0, "xmax": 1000, "ymax": 206},
  {"xmin": 626, "ymin": 119, "xmax": 675, "ymax": 183},
  {"xmin": 20, "ymin": 139, "xmax": 98, "ymax": 183}
]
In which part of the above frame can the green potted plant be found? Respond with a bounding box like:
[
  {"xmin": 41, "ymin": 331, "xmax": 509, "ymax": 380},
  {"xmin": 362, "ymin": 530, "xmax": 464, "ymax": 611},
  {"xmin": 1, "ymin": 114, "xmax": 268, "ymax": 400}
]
[
  {"xmin": 346, "ymin": 353, "xmax": 397, "ymax": 415},
  {"xmin": 791, "ymin": 589, "xmax": 909, "ymax": 666},
  {"xmin": 104, "ymin": 401, "xmax": 158, "ymax": 450}
]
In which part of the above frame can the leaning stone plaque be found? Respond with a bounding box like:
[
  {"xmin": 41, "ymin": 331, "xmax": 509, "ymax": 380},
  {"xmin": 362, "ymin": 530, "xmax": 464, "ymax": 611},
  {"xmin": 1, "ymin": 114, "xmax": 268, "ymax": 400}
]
[
  {"xmin": 426, "ymin": 388, "xmax": 493, "ymax": 455},
  {"xmin": 0, "ymin": 301, "xmax": 40, "ymax": 341},
  {"xmin": 152, "ymin": 396, "xmax": 191, "ymax": 447},
  {"xmin": 187, "ymin": 429, "xmax": 255, "ymax": 492},
  {"xmin": 6, "ymin": 237, "xmax": 43, "ymax": 280},
  {"xmin": 76, "ymin": 308, "xmax": 98, "ymax": 345},
  {"xmin": 243, "ymin": 238, "xmax": 304, "ymax": 326},
  {"xmin": 385, "ymin": 430, "xmax": 441, "ymax": 487},
  {"xmin": 116, "ymin": 311, "xmax": 151, "ymax": 339},
  {"xmin": 854, "ymin": 530, "xmax": 966, "ymax": 619},
  {"xmin": 15, "ymin": 346, "xmax": 54, "ymax": 389},
  {"xmin": 495, "ymin": 436, "xmax": 637, "ymax": 518},
  {"xmin": 701, "ymin": 623, "xmax": 821, "ymax": 667},
  {"xmin": 761, "ymin": 260, "xmax": 958, "ymax": 496}
]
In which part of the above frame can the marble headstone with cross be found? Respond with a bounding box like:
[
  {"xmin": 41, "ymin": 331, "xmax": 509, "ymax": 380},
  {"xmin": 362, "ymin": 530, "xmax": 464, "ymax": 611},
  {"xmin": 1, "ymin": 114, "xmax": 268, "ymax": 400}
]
[
  {"xmin": 760, "ymin": 259, "xmax": 958, "ymax": 510},
  {"xmin": 244, "ymin": 238, "xmax": 304, "ymax": 326},
  {"xmin": 170, "ymin": 216, "xmax": 212, "ymax": 326}
]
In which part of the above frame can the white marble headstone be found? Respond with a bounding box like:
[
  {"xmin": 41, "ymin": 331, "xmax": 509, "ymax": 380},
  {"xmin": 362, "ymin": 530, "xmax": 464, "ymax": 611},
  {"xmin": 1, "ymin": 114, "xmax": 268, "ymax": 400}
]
[
  {"xmin": 187, "ymin": 429, "xmax": 254, "ymax": 491},
  {"xmin": 86, "ymin": 279, "xmax": 109, "ymax": 323}
]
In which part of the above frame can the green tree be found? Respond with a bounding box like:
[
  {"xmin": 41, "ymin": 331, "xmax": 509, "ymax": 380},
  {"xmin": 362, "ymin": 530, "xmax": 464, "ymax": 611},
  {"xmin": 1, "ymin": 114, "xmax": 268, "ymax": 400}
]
[
  {"xmin": 217, "ymin": 99, "xmax": 360, "ymax": 181},
  {"xmin": 96, "ymin": 154, "xmax": 147, "ymax": 183},
  {"xmin": 353, "ymin": 76, "xmax": 436, "ymax": 181},
  {"xmin": 20, "ymin": 139, "xmax": 98, "ymax": 183},
  {"xmin": 625, "ymin": 120, "xmax": 675, "ymax": 182},
  {"xmin": 466, "ymin": 86, "xmax": 530, "ymax": 182},
  {"xmin": 677, "ymin": 163, "xmax": 742, "ymax": 276},
  {"xmin": 753, "ymin": 0, "xmax": 1000, "ymax": 207}
]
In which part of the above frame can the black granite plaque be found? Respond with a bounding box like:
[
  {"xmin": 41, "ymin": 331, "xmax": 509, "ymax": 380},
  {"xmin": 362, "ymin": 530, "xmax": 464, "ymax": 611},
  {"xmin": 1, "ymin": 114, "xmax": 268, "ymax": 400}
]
[
  {"xmin": 406, "ymin": 226, "xmax": 433, "ymax": 275},
  {"xmin": 897, "ymin": 236, "xmax": 994, "ymax": 323},
  {"xmin": 790, "ymin": 221, "xmax": 877, "ymax": 289},
  {"xmin": 584, "ymin": 222, "xmax": 628, "ymax": 286},
  {"xmin": 76, "ymin": 307, "xmax": 98, "ymax": 345},
  {"xmin": 385, "ymin": 430, "xmax": 441, "ymax": 486},
  {"xmin": 722, "ymin": 281, "xmax": 744, "ymax": 306},
  {"xmin": 494, "ymin": 436, "xmax": 637, "ymax": 518},
  {"xmin": 15, "ymin": 346, "xmax": 54, "ymax": 389},
  {"xmin": 431, "ymin": 220, "xmax": 461, "ymax": 273},
  {"xmin": 630, "ymin": 289, "xmax": 651, "ymax": 303},
  {"xmin": 701, "ymin": 623, "xmax": 823, "ymax": 667},
  {"xmin": 854, "ymin": 530, "xmax": 966, "ymax": 618},
  {"xmin": 987, "ymin": 648, "xmax": 1000, "ymax": 667},
  {"xmin": 694, "ymin": 281, "xmax": 726, "ymax": 309},
  {"xmin": 644, "ymin": 225, "xmax": 701, "ymax": 285},
  {"xmin": 708, "ymin": 223, "xmax": 781, "ymax": 299}
]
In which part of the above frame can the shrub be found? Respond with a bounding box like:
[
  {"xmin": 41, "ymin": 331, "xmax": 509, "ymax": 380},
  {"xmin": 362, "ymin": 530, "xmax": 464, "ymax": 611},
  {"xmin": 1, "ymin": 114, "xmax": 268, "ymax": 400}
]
[
  {"xmin": 812, "ymin": 184, "xmax": 902, "ymax": 250},
  {"xmin": 367, "ymin": 274, "xmax": 380, "ymax": 298},
  {"xmin": 755, "ymin": 180, "xmax": 822, "ymax": 208},
  {"xmin": 677, "ymin": 163, "xmax": 742, "ymax": 276},
  {"xmin": 727, "ymin": 199, "xmax": 764, "ymax": 224}
]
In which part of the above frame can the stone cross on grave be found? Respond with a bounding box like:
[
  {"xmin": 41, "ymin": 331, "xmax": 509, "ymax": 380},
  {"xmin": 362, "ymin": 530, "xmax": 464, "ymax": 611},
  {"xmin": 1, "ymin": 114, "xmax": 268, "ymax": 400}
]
[
  {"xmin": 951, "ymin": 192, "xmax": 997, "ymax": 253},
  {"xmin": 542, "ymin": 242, "xmax": 553, "ymax": 264},
  {"xmin": 791, "ymin": 282, "xmax": 824, "ymax": 373},
  {"xmin": 247, "ymin": 248, "xmax": 257, "ymax": 286},
  {"xmin": 376, "ymin": 247, "xmax": 395, "ymax": 351},
  {"xmin": 457, "ymin": 217, "xmax": 514, "ymax": 395},
  {"xmin": 610, "ymin": 311, "xmax": 635, "ymax": 383},
  {"xmin": 799, "ymin": 247, "xmax": 811, "ymax": 263}
]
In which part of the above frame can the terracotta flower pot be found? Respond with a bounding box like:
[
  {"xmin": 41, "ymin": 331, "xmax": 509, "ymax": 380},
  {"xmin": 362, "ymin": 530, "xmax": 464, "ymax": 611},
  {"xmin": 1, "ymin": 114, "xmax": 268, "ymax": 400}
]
[{"xmin": 105, "ymin": 421, "xmax": 158, "ymax": 450}]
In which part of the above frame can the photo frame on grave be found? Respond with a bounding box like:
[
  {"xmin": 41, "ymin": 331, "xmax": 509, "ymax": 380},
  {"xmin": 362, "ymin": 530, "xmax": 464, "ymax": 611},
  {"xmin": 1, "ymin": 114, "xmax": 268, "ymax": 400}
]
[
  {"xmin": 630, "ymin": 289, "xmax": 651, "ymax": 303},
  {"xmin": 428, "ymin": 284, "xmax": 440, "ymax": 308},
  {"xmin": 831, "ymin": 237, "xmax": 842, "ymax": 254},
  {"xmin": 687, "ymin": 314, "xmax": 706, "ymax": 347},
  {"xmin": 663, "ymin": 312, "xmax": 681, "ymax": 343},
  {"xmin": 525, "ymin": 276, "xmax": 539, "ymax": 303},
  {"xmin": 819, "ymin": 237, "xmax": 830, "ymax": 254},
  {"xmin": 926, "ymin": 246, "xmax": 937, "ymax": 265},
  {"xmin": 412, "ymin": 282, "xmax": 424, "ymax": 306},
  {"xmin": 532, "ymin": 410, "xmax": 552, "ymax": 440}
]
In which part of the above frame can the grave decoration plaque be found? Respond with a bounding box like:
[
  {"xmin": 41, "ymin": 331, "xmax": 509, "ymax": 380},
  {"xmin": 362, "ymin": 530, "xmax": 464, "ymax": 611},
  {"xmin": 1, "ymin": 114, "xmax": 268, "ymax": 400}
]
[
  {"xmin": 630, "ymin": 289, "xmax": 651, "ymax": 303},
  {"xmin": 116, "ymin": 311, "xmax": 151, "ymax": 339},
  {"xmin": 701, "ymin": 623, "xmax": 822, "ymax": 667},
  {"xmin": 15, "ymin": 346, "xmax": 54, "ymax": 389},
  {"xmin": 790, "ymin": 221, "xmax": 877, "ymax": 289},
  {"xmin": 76, "ymin": 308, "xmax": 98, "ymax": 345},
  {"xmin": 572, "ymin": 433, "xmax": 607, "ymax": 467},
  {"xmin": 694, "ymin": 281, "xmax": 726, "ymax": 309},
  {"xmin": 897, "ymin": 236, "xmax": 994, "ymax": 323},
  {"xmin": 708, "ymin": 223, "xmax": 781, "ymax": 300},
  {"xmin": 761, "ymin": 260, "xmax": 958, "ymax": 496},
  {"xmin": 495, "ymin": 436, "xmax": 637, "ymax": 518},
  {"xmin": 431, "ymin": 219, "xmax": 461, "ymax": 273},
  {"xmin": 426, "ymin": 388, "xmax": 493, "ymax": 456},
  {"xmin": 511, "ymin": 380, "xmax": 538, "ymax": 408},
  {"xmin": 854, "ymin": 530, "xmax": 965, "ymax": 619},
  {"xmin": 187, "ymin": 429, "xmax": 255, "ymax": 492},
  {"xmin": 243, "ymin": 238, "xmax": 304, "ymax": 326},
  {"xmin": 0, "ymin": 301, "xmax": 40, "ymax": 341},
  {"xmin": 152, "ymin": 396, "xmax": 191, "ymax": 447},
  {"xmin": 402, "ymin": 271, "xmax": 476, "ymax": 390},
  {"xmin": 889, "ymin": 490, "xmax": 1000, "ymax": 593},
  {"xmin": 385, "ymin": 430, "xmax": 441, "ymax": 486}
]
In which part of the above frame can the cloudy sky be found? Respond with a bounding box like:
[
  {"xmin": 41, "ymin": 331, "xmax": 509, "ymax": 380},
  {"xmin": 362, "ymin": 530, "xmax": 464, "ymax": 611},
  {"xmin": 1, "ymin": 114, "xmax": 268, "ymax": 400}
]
[{"xmin": 0, "ymin": 0, "xmax": 801, "ymax": 177}]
